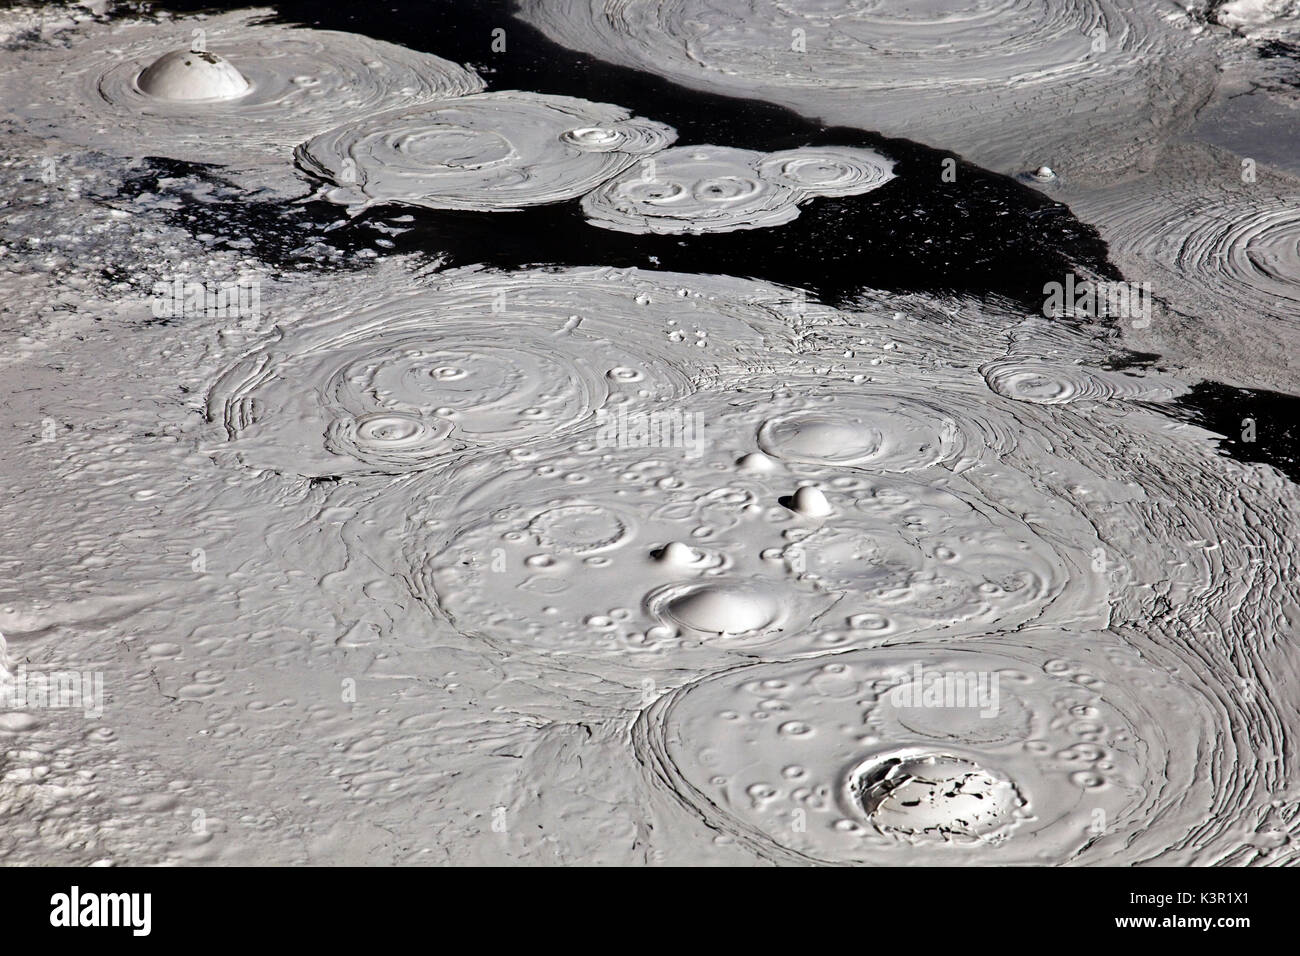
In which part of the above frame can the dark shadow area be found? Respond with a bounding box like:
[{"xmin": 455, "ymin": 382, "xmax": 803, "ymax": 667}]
[
  {"xmin": 1172, "ymin": 381, "xmax": 1300, "ymax": 479},
  {"xmin": 129, "ymin": 1, "xmax": 1300, "ymax": 482},
  {"xmin": 114, "ymin": 156, "xmax": 379, "ymax": 272},
  {"xmin": 140, "ymin": 0, "xmax": 1116, "ymax": 309}
]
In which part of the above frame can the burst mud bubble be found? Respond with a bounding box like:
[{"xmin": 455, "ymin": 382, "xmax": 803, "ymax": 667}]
[
  {"xmin": 850, "ymin": 751, "xmax": 1027, "ymax": 844},
  {"xmin": 635, "ymin": 632, "xmax": 1269, "ymax": 864}
]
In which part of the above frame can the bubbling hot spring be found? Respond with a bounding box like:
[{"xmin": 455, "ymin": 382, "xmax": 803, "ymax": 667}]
[{"xmin": 2, "ymin": 5, "xmax": 1299, "ymax": 867}]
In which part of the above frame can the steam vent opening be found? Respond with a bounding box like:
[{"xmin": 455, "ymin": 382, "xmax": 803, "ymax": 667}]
[{"xmin": 136, "ymin": 49, "xmax": 251, "ymax": 101}]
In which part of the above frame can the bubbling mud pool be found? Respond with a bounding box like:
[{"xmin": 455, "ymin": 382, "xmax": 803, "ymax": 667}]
[
  {"xmin": 304, "ymin": 268, "xmax": 1300, "ymax": 865},
  {"xmin": 0, "ymin": 11, "xmax": 483, "ymax": 168},
  {"xmin": 204, "ymin": 268, "xmax": 795, "ymax": 476},
  {"xmin": 2, "ymin": 1, "xmax": 1300, "ymax": 867},
  {"xmin": 518, "ymin": 0, "xmax": 1218, "ymax": 182},
  {"xmin": 296, "ymin": 91, "xmax": 677, "ymax": 214},
  {"xmin": 634, "ymin": 631, "xmax": 1249, "ymax": 864}
]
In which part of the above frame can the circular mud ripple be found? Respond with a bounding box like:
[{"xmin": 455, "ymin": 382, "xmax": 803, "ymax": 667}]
[
  {"xmin": 756, "ymin": 147, "xmax": 895, "ymax": 197},
  {"xmin": 296, "ymin": 90, "xmax": 676, "ymax": 213},
  {"xmin": 205, "ymin": 267, "xmax": 792, "ymax": 476},
  {"xmin": 324, "ymin": 275, "xmax": 1300, "ymax": 863},
  {"xmin": 754, "ymin": 387, "xmax": 994, "ymax": 470},
  {"xmin": 1163, "ymin": 199, "xmax": 1300, "ymax": 322},
  {"xmin": 531, "ymin": 0, "xmax": 1115, "ymax": 91},
  {"xmin": 521, "ymin": 0, "xmax": 1209, "ymax": 179},
  {"xmin": 634, "ymin": 633, "xmax": 1246, "ymax": 864},
  {"xmin": 1088, "ymin": 186, "xmax": 1300, "ymax": 332},
  {"xmin": 398, "ymin": 385, "xmax": 1100, "ymax": 678},
  {"xmin": 324, "ymin": 411, "xmax": 455, "ymax": 470},
  {"xmin": 0, "ymin": 13, "xmax": 483, "ymax": 165},
  {"xmin": 581, "ymin": 144, "xmax": 894, "ymax": 234},
  {"xmin": 981, "ymin": 358, "xmax": 1175, "ymax": 405}
]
